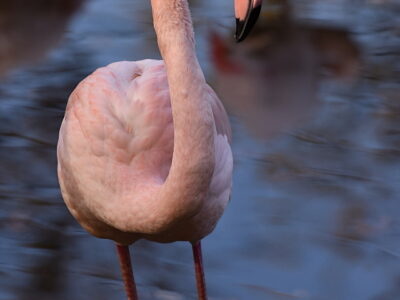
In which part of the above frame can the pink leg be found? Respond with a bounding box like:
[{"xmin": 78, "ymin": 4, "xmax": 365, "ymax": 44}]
[
  {"xmin": 116, "ymin": 244, "xmax": 138, "ymax": 300},
  {"xmin": 192, "ymin": 241, "xmax": 208, "ymax": 300}
]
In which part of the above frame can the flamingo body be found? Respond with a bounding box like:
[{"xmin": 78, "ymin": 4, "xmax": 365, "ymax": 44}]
[
  {"xmin": 56, "ymin": 0, "xmax": 260, "ymax": 297},
  {"xmin": 57, "ymin": 59, "xmax": 233, "ymax": 245}
]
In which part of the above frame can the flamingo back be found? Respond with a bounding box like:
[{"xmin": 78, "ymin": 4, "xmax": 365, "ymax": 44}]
[{"xmin": 57, "ymin": 60, "xmax": 232, "ymax": 244}]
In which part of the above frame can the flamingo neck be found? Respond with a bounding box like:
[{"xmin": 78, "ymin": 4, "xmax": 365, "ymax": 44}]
[
  {"xmin": 151, "ymin": 0, "xmax": 205, "ymax": 92},
  {"xmin": 150, "ymin": 0, "xmax": 215, "ymax": 224}
]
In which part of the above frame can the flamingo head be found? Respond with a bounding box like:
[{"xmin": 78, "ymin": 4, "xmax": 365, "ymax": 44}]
[{"xmin": 234, "ymin": 0, "xmax": 262, "ymax": 42}]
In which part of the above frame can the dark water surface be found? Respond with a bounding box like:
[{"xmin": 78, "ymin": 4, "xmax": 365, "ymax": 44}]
[{"xmin": 1, "ymin": 0, "xmax": 399, "ymax": 299}]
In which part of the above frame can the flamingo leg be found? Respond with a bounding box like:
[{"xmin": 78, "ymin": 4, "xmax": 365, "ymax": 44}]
[
  {"xmin": 116, "ymin": 244, "xmax": 138, "ymax": 300},
  {"xmin": 192, "ymin": 241, "xmax": 208, "ymax": 300}
]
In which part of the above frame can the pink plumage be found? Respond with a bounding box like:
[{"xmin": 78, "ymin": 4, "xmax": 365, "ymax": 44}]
[
  {"xmin": 56, "ymin": 0, "xmax": 259, "ymax": 298},
  {"xmin": 58, "ymin": 59, "xmax": 232, "ymax": 245}
]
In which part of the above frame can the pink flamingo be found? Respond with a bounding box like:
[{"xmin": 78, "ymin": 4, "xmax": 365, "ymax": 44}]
[{"xmin": 57, "ymin": 0, "xmax": 261, "ymax": 299}]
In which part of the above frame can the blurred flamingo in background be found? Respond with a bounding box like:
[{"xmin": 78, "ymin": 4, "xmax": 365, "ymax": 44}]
[
  {"xmin": 212, "ymin": 0, "xmax": 360, "ymax": 140},
  {"xmin": 57, "ymin": 0, "xmax": 261, "ymax": 299}
]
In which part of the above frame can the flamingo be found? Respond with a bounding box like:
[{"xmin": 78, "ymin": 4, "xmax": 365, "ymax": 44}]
[{"xmin": 57, "ymin": 0, "xmax": 261, "ymax": 299}]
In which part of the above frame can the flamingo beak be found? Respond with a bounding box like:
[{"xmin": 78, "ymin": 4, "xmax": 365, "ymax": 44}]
[{"xmin": 234, "ymin": 0, "xmax": 262, "ymax": 42}]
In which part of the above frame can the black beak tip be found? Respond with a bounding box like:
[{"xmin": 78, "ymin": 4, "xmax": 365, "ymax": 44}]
[
  {"xmin": 235, "ymin": 19, "xmax": 246, "ymax": 43},
  {"xmin": 235, "ymin": 4, "xmax": 262, "ymax": 43}
]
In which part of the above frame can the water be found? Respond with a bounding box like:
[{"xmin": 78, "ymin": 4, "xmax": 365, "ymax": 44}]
[{"xmin": 0, "ymin": 0, "xmax": 399, "ymax": 299}]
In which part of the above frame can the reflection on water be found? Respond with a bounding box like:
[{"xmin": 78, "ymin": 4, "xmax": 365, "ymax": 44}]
[
  {"xmin": 212, "ymin": 1, "xmax": 360, "ymax": 139},
  {"xmin": 0, "ymin": 0, "xmax": 399, "ymax": 299},
  {"xmin": 0, "ymin": 0, "xmax": 85, "ymax": 77}
]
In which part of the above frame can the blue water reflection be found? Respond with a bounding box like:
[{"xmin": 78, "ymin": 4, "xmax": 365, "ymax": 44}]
[{"xmin": 0, "ymin": 0, "xmax": 399, "ymax": 299}]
